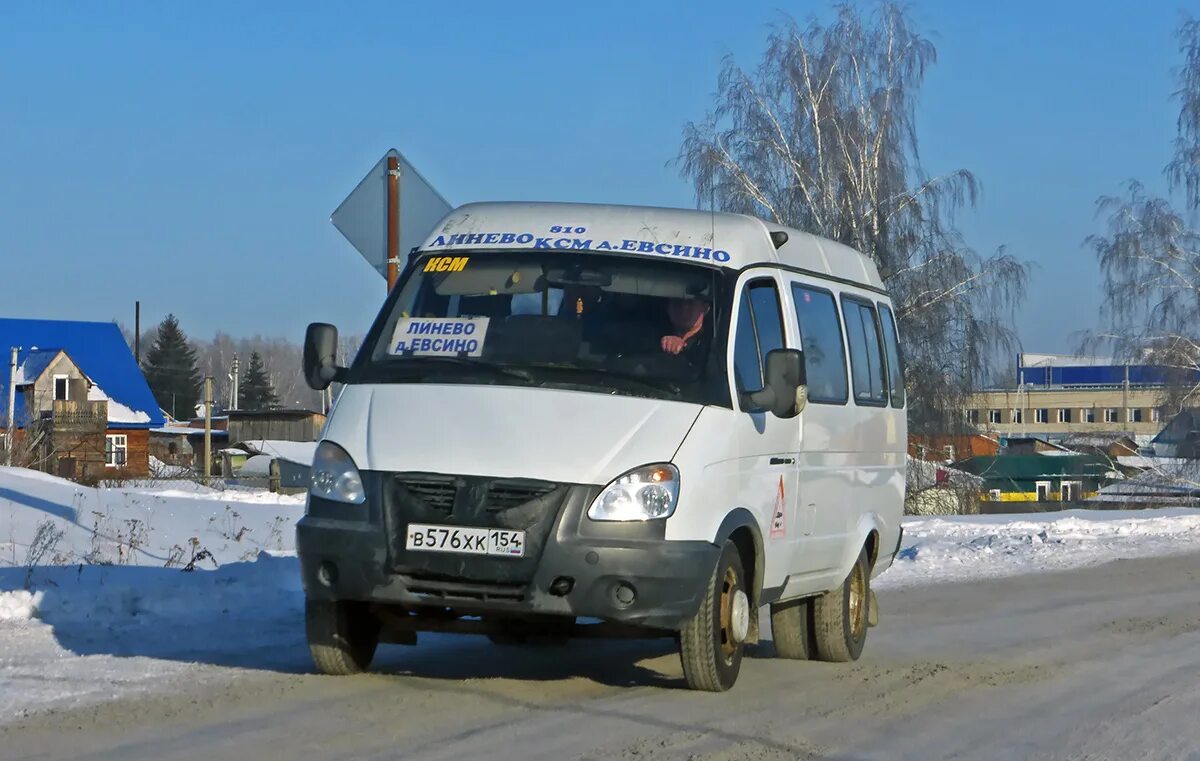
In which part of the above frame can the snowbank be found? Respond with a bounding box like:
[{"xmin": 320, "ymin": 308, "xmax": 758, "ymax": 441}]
[
  {"xmin": 0, "ymin": 590, "xmax": 42, "ymax": 621},
  {"xmin": 0, "ymin": 466, "xmax": 304, "ymax": 569},
  {"xmin": 878, "ymin": 508, "xmax": 1200, "ymax": 589}
]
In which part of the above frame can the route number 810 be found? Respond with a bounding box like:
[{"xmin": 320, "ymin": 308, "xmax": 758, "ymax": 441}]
[{"xmin": 549, "ymin": 225, "xmax": 586, "ymax": 234}]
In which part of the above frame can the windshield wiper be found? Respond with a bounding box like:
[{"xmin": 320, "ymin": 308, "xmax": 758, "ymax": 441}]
[
  {"xmin": 384, "ymin": 356, "xmax": 537, "ymax": 385},
  {"xmin": 526, "ymin": 364, "xmax": 681, "ymax": 398}
]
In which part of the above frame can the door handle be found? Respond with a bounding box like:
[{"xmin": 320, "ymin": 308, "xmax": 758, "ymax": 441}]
[{"xmin": 769, "ymin": 457, "xmax": 795, "ymax": 465}]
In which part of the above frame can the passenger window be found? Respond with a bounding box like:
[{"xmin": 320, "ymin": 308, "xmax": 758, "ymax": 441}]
[
  {"xmin": 732, "ymin": 280, "xmax": 786, "ymax": 402},
  {"xmin": 877, "ymin": 304, "xmax": 905, "ymax": 409},
  {"xmin": 842, "ymin": 299, "xmax": 887, "ymax": 405},
  {"xmin": 790, "ymin": 285, "xmax": 848, "ymax": 404}
]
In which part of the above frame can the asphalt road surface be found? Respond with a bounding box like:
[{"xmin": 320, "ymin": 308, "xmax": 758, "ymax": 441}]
[{"xmin": 4, "ymin": 551, "xmax": 1200, "ymax": 761}]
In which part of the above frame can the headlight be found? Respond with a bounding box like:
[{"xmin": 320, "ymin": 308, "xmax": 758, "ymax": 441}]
[
  {"xmin": 587, "ymin": 463, "xmax": 679, "ymax": 521},
  {"xmin": 309, "ymin": 441, "xmax": 366, "ymax": 504}
]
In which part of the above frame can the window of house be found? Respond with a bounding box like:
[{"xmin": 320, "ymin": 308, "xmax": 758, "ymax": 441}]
[
  {"xmin": 1058, "ymin": 408, "xmax": 1072, "ymax": 424},
  {"xmin": 966, "ymin": 409, "xmax": 980, "ymax": 425},
  {"xmin": 842, "ymin": 298, "xmax": 888, "ymax": 405},
  {"xmin": 1035, "ymin": 408, "xmax": 1049, "ymax": 423},
  {"xmin": 732, "ymin": 280, "xmax": 786, "ymax": 407},
  {"xmin": 1012, "ymin": 409, "xmax": 1023, "ymax": 424},
  {"xmin": 988, "ymin": 409, "xmax": 1002, "ymax": 424},
  {"xmin": 790, "ymin": 285, "xmax": 848, "ymax": 404},
  {"xmin": 1151, "ymin": 408, "xmax": 1161, "ymax": 422},
  {"xmin": 1104, "ymin": 408, "xmax": 1118, "ymax": 423},
  {"xmin": 877, "ymin": 304, "xmax": 905, "ymax": 409},
  {"xmin": 1035, "ymin": 481, "xmax": 1051, "ymax": 501},
  {"xmin": 105, "ymin": 434, "xmax": 128, "ymax": 468},
  {"xmin": 943, "ymin": 444, "xmax": 956, "ymax": 461},
  {"xmin": 1083, "ymin": 408, "xmax": 1096, "ymax": 424},
  {"xmin": 1130, "ymin": 408, "xmax": 1144, "ymax": 423},
  {"xmin": 53, "ymin": 374, "xmax": 69, "ymax": 401}
]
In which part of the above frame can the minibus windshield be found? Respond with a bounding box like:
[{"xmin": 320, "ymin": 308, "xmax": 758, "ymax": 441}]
[{"xmin": 362, "ymin": 251, "xmax": 726, "ymax": 403}]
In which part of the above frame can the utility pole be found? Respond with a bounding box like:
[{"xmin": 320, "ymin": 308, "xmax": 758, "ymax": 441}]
[
  {"xmin": 230, "ymin": 354, "xmax": 240, "ymax": 410},
  {"xmin": 203, "ymin": 377, "xmax": 213, "ymax": 484},
  {"xmin": 134, "ymin": 301, "xmax": 141, "ymax": 364},
  {"xmin": 5, "ymin": 346, "xmax": 18, "ymax": 459}
]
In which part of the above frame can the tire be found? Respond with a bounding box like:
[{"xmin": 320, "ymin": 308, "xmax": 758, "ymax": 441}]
[
  {"xmin": 679, "ymin": 541, "xmax": 749, "ymax": 692},
  {"xmin": 769, "ymin": 597, "xmax": 813, "ymax": 660},
  {"xmin": 811, "ymin": 548, "xmax": 870, "ymax": 663},
  {"xmin": 306, "ymin": 598, "xmax": 381, "ymax": 675}
]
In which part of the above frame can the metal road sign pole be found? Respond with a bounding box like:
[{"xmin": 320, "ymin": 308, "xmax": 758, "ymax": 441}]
[
  {"xmin": 387, "ymin": 155, "xmax": 400, "ymax": 291},
  {"xmin": 331, "ymin": 149, "xmax": 452, "ymax": 294}
]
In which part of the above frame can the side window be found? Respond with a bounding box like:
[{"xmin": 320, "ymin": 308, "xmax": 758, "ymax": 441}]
[
  {"xmin": 790, "ymin": 285, "xmax": 848, "ymax": 404},
  {"xmin": 842, "ymin": 299, "xmax": 887, "ymax": 405},
  {"xmin": 877, "ymin": 304, "xmax": 905, "ymax": 408},
  {"xmin": 731, "ymin": 279, "xmax": 786, "ymax": 403}
]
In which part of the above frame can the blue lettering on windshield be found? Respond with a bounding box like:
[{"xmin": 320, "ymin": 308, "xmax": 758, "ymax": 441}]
[
  {"xmin": 391, "ymin": 318, "xmax": 488, "ymax": 357},
  {"xmin": 424, "ymin": 229, "xmax": 737, "ymax": 264}
]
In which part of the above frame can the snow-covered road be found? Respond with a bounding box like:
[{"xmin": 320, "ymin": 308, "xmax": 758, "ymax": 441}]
[{"xmin": 3, "ymin": 466, "xmax": 1200, "ymax": 759}]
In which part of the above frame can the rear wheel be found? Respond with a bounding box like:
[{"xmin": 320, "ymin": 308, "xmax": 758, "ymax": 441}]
[
  {"xmin": 769, "ymin": 596, "xmax": 813, "ymax": 660},
  {"xmin": 679, "ymin": 541, "xmax": 749, "ymax": 692},
  {"xmin": 811, "ymin": 548, "xmax": 870, "ymax": 662},
  {"xmin": 306, "ymin": 598, "xmax": 381, "ymax": 675}
]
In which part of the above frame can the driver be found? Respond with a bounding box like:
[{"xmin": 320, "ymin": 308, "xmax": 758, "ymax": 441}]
[{"xmin": 661, "ymin": 297, "xmax": 711, "ymax": 355}]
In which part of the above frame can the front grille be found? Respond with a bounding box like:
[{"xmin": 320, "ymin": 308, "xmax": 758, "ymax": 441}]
[
  {"xmin": 394, "ymin": 474, "xmax": 456, "ymax": 513},
  {"xmin": 383, "ymin": 471, "xmax": 573, "ymax": 583},
  {"xmin": 402, "ymin": 573, "xmax": 527, "ymax": 603},
  {"xmin": 485, "ymin": 479, "xmax": 558, "ymax": 512}
]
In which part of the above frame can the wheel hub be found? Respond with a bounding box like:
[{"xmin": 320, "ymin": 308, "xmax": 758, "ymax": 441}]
[
  {"xmin": 849, "ymin": 562, "xmax": 866, "ymax": 640},
  {"xmin": 730, "ymin": 589, "xmax": 750, "ymax": 644}
]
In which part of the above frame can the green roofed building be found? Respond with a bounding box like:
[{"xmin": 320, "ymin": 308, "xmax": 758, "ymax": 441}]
[{"xmin": 954, "ymin": 454, "xmax": 1115, "ymax": 504}]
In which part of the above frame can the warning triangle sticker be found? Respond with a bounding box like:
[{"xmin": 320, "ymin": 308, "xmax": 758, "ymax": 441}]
[{"xmin": 770, "ymin": 476, "xmax": 787, "ymax": 538}]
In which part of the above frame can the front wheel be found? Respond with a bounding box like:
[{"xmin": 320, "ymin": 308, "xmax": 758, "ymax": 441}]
[
  {"xmin": 811, "ymin": 548, "xmax": 871, "ymax": 662},
  {"xmin": 679, "ymin": 541, "xmax": 750, "ymax": 692},
  {"xmin": 306, "ymin": 598, "xmax": 381, "ymax": 675}
]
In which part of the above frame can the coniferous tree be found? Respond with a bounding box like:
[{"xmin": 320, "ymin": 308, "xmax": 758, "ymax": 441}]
[
  {"xmin": 142, "ymin": 314, "xmax": 201, "ymax": 420},
  {"xmin": 239, "ymin": 352, "xmax": 280, "ymax": 411}
]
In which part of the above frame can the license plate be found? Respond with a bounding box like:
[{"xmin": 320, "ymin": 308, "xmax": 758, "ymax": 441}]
[{"xmin": 405, "ymin": 523, "xmax": 525, "ymax": 558}]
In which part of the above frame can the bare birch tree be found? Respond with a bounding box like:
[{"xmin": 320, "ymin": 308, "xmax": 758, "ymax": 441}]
[
  {"xmin": 678, "ymin": 3, "xmax": 1026, "ymax": 433},
  {"xmin": 1087, "ymin": 17, "xmax": 1200, "ymax": 413}
]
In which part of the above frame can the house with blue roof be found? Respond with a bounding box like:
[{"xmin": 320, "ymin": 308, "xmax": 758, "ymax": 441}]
[{"xmin": 1, "ymin": 318, "xmax": 165, "ymax": 479}]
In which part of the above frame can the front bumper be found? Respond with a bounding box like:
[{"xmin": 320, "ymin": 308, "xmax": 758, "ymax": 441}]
[{"xmin": 296, "ymin": 473, "xmax": 719, "ymax": 631}]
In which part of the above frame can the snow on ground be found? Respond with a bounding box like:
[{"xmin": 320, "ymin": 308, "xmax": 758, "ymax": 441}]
[
  {"xmin": 878, "ymin": 507, "xmax": 1200, "ymax": 589},
  {"xmin": 0, "ymin": 554, "xmax": 305, "ymax": 720},
  {"xmin": 0, "ymin": 465, "xmax": 306, "ymax": 720},
  {"xmin": 3, "ymin": 463, "xmax": 1200, "ymax": 723},
  {"xmin": 0, "ymin": 465, "xmax": 303, "ymax": 572}
]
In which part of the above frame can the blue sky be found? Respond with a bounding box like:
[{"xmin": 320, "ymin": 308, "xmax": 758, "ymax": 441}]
[{"xmin": 0, "ymin": 1, "xmax": 1189, "ymax": 353}]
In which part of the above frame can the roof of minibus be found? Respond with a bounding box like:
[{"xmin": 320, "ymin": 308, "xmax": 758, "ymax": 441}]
[{"xmin": 417, "ymin": 201, "xmax": 885, "ymax": 291}]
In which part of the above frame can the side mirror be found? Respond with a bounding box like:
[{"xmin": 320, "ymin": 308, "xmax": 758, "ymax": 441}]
[
  {"xmin": 748, "ymin": 348, "xmax": 806, "ymax": 418},
  {"xmin": 303, "ymin": 322, "xmax": 347, "ymax": 391}
]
